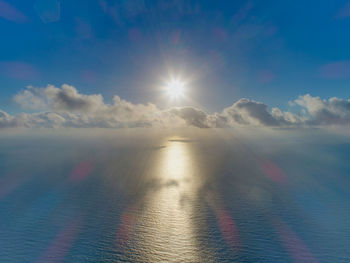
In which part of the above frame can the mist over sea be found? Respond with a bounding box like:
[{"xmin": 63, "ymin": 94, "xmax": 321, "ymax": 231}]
[{"xmin": 0, "ymin": 128, "xmax": 349, "ymax": 263}]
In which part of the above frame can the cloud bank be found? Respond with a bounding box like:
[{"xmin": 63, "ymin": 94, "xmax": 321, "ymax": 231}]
[{"xmin": 1, "ymin": 84, "xmax": 350, "ymax": 129}]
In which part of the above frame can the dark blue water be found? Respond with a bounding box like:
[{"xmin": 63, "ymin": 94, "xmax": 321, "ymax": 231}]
[{"xmin": 0, "ymin": 129, "xmax": 349, "ymax": 262}]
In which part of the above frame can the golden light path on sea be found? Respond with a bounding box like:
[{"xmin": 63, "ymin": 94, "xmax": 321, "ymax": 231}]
[{"xmin": 131, "ymin": 137, "xmax": 200, "ymax": 262}]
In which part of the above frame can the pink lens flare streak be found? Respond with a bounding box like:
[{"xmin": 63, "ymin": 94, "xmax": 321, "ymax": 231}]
[
  {"xmin": 115, "ymin": 206, "xmax": 138, "ymax": 248},
  {"xmin": 0, "ymin": 173, "xmax": 27, "ymax": 199},
  {"xmin": 37, "ymin": 218, "xmax": 81, "ymax": 263},
  {"xmin": 0, "ymin": 1, "xmax": 27, "ymax": 23},
  {"xmin": 207, "ymin": 195, "xmax": 241, "ymax": 250},
  {"xmin": 275, "ymin": 219, "xmax": 318, "ymax": 263},
  {"xmin": 216, "ymin": 208, "xmax": 240, "ymax": 249},
  {"xmin": 70, "ymin": 160, "xmax": 94, "ymax": 182},
  {"xmin": 0, "ymin": 61, "xmax": 38, "ymax": 80},
  {"xmin": 261, "ymin": 160, "xmax": 288, "ymax": 184}
]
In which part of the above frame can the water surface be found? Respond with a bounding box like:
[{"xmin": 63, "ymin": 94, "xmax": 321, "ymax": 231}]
[{"xmin": 0, "ymin": 129, "xmax": 349, "ymax": 262}]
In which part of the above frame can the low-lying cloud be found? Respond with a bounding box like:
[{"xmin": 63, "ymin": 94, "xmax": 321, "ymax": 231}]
[
  {"xmin": 1, "ymin": 84, "xmax": 349, "ymax": 129},
  {"xmin": 295, "ymin": 94, "xmax": 350, "ymax": 125}
]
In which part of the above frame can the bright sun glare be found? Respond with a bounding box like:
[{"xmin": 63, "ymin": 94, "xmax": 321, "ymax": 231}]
[{"xmin": 166, "ymin": 79, "xmax": 185, "ymax": 99}]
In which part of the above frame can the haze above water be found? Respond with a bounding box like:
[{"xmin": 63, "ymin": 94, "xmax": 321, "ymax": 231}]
[{"xmin": 0, "ymin": 128, "xmax": 349, "ymax": 262}]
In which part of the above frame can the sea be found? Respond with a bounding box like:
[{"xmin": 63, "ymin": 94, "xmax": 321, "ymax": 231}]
[{"xmin": 0, "ymin": 128, "xmax": 349, "ymax": 262}]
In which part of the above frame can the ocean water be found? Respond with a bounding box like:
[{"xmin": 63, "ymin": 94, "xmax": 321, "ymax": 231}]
[{"xmin": 0, "ymin": 129, "xmax": 349, "ymax": 262}]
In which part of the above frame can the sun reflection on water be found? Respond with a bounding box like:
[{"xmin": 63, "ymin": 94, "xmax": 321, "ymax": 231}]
[{"xmin": 129, "ymin": 137, "xmax": 200, "ymax": 262}]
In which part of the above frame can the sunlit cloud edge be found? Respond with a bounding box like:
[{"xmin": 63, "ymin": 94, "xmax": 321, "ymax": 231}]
[{"xmin": 1, "ymin": 84, "xmax": 350, "ymax": 129}]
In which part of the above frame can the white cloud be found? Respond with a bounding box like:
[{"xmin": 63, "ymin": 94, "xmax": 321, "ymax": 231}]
[
  {"xmin": 0, "ymin": 110, "xmax": 16, "ymax": 128},
  {"xmin": 14, "ymin": 84, "xmax": 104, "ymax": 113},
  {"xmin": 221, "ymin": 98, "xmax": 300, "ymax": 126},
  {"xmin": 169, "ymin": 107, "xmax": 211, "ymax": 128},
  {"xmin": 1, "ymin": 85, "xmax": 349, "ymax": 129},
  {"xmin": 14, "ymin": 86, "xmax": 49, "ymax": 110},
  {"xmin": 295, "ymin": 94, "xmax": 350, "ymax": 125}
]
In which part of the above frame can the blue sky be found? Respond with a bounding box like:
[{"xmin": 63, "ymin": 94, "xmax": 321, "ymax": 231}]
[{"xmin": 1, "ymin": 0, "xmax": 350, "ymax": 114}]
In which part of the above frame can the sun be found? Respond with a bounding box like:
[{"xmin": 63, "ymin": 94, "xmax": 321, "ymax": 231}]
[{"xmin": 165, "ymin": 79, "xmax": 185, "ymax": 100}]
